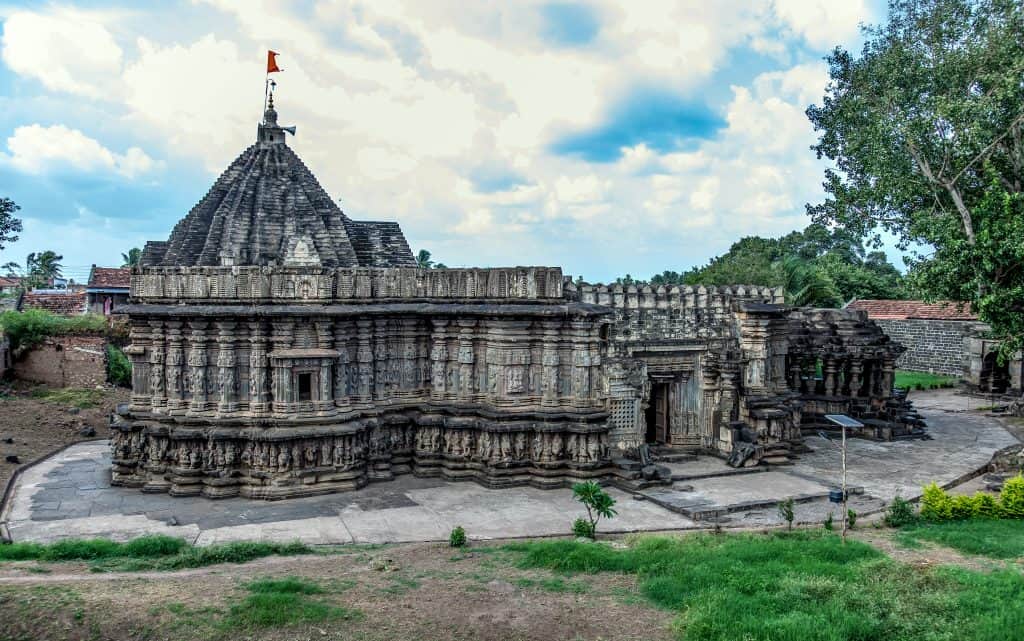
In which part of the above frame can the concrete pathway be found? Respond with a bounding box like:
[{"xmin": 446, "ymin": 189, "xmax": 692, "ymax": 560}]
[{"xmin": 1, "ymin": 390, "xmax": 1017, "ymax": 544}]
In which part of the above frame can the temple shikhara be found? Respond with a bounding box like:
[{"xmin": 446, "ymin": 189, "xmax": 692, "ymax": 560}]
[{"xmin": 110, "ymin": 97, "xmax": 920, "ymax": 499}]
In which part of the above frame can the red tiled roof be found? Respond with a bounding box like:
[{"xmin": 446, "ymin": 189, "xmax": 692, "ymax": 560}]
[
  {"xmin": 0, "ymin": 276, "xmax": 21, "ymax": 288},
  {"xmin": 21, "ymin": 291, "xmax": 87, "ymax": 316},
  {"xmin": 846, "ymin": 299, "xmax": 978, "ymax": 321},
  {"xmin": 88, "ymin": 267, "xmax": 131, "ymax": 289}
]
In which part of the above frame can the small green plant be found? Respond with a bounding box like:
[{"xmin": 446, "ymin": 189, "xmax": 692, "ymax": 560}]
[
  {"xmin": 777, "ymin": 498, "xmax": 795, "ymax": 530},
  {"xmin": 847, "ymin": 509, "xmax": 857, "ymax": 529},
  {"xmin": 1000, "ymin": 474, "xmax": 1024, "ymax": 518},
  {"xmin": 920, "ymin": 483, "xmax": 953, "ymax": 521},
  {"xmin": 572, "ymin": 517, "xmax": 595, "ymax": 539},
  {"xmin": 884, "ymin": 495, "xmax": 917, "ymax": 527},
  {"xmin": 571, "ymin": 481, "xmax": 617, "ymax": 540},
  {"xmin": 106, "ymin": 344, "xmax": 132, "ymax": 387},
  {"xmin": 223, "ymin": 576, "xmax": 360, "ymax": 629},
  {"xmin": 449, "ymin": 526, "xmax": 466, "ymax": 548},
  {"xmin": 823, "ymin": 511, "xmax": 834, "ymax": 532}
]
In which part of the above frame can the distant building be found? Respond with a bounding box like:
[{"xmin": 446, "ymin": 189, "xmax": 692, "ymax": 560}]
[
  {"xmin": 86, "ymin": 266, "xmax": 131, "ymax": 316},
  {"xmin": 0, "ymin": 276, "xmax": 22, "ymax": 295},
  {"xmin": 21, "ymin": 290, "xmax": 87, "ymax": 316}
]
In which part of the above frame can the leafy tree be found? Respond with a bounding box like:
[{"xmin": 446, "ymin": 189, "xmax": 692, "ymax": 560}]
[
  {"xmin": 22, "ymin": 251, "xmax": 64, "ymax": 290},
  {"xmin": 0, "ymin": 197, "xmax": 22, "ymax": 251},
  {"xmin": 630, "ymin": 223, "xmax": 907, "ymax": 305},
  {"xmin": 807, "ymin": 0, "xmax": 1024, "ymax": 353},
  {"xmin": 1, "ymin": 261, "xmax": 19, "ymax": 277},
  {"xmin": 121, "ymin": 248, "xmax": 142, "ymax": 268}
]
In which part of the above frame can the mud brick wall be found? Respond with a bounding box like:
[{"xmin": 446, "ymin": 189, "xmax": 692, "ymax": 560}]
[
  {"xmin": 13, "ymin": 335, "xmax": 107, "ymax": 387},
  {"xmin": 874, "ymin": 319, "xmax": 970, "ymax": 376}
]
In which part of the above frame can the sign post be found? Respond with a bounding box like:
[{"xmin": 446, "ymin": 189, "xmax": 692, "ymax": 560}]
[{"xmin": 824, "ymin": 414, "xmax": 863, "ymax": 544}]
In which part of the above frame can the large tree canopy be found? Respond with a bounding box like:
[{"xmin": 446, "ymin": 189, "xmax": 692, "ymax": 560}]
[
  {"xmin": 807, "ymin": 0, "xmax": 1024, "ymax": 352},
  {"xmin": 641, "ymin": 223, "xmax": 907, "ymax": 307}
]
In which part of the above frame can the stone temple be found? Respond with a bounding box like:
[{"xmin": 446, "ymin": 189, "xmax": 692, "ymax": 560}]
[{"xmin": 111, "ymin": 99, "xmax": 919, "ymax": 499}]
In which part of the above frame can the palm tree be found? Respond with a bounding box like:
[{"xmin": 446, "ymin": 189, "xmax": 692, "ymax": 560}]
[
  {"xmin": 416, "ymin": 249, "xmax": 435, "ymax": 269},
  {"xmin": 776, "ymin": 256, "xmax": 842, "ymax": 308},
  {"xmin": 24, "ymin": 250, "xmax": 64, "ymax": 289},
  {"xmin": 121, "ymin": 247, "xmax": 142, "ymax": 268}
]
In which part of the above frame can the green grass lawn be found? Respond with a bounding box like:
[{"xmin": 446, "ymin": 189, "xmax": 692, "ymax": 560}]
[
  {"xmin": 894, "ymin": 370, "xmax": 958, "ymax": 390},
  {"xmin": 898, "ymin": 519, "xmax": 1024, "ymax": 559},
  {"xmin": 507, "ymin": 531, "xmax": 1024, "ymax": 641}
]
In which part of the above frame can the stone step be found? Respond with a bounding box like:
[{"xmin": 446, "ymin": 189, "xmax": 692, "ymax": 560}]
[{"xmin": 760, "ymin": 455, "xmax": 795, "ymax": 466}]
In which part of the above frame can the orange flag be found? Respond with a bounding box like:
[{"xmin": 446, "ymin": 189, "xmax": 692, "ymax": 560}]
[{"xmin": 267, "ymin": 50, "xmax": 281, "ymax": 73}]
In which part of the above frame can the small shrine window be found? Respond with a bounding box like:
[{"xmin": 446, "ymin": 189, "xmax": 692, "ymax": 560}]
[{"xmin": 297, "ymin": 372, "xmax": 313, "ymax": 401}]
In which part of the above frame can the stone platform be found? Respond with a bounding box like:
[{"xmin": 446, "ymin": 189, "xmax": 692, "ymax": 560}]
[{"xmin": 1, "ymin": 390, "xmax": 1016, "ymax": 544}]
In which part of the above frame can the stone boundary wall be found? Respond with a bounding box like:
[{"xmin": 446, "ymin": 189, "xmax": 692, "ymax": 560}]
[
  {"xmin": 873, "ymin": 318, "xmax": 971, "ymax": 376},
  {"xmin": 132, "ymin": 266, "xmax": 563, "ymax": 303},
  {"xmin": 13, "ymin": 335, "xmax": 107, "ymax": 388},
  {"xmin": 0, "ymin": 332, "xmax": 10, "ymax": 379}
]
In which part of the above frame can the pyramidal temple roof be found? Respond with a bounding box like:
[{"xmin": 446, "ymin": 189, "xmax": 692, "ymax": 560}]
[{"xmin": 142, "ymin": 97, "xmax": 416, "ymax": 269}]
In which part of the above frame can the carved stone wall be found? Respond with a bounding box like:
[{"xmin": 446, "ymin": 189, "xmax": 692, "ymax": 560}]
[{"xmin": 113, "ymin": 266, "xmax": 617, "ymax": 499}]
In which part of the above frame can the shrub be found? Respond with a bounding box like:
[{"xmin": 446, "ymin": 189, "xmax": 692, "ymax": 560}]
[
  {"xmin": 949, "ymin": 494, "xmax": 976, "ymax": 520},
  {"xmin": 572, "ymin": 517, "xmax": 595, "ymax": 539},
  {"xmin": 884, "ymin": 495, "xmax": 917, "ymax": 527},
  {"xmin": 0, "ymin": 309, "xmax": 106, "ymax": 353},
  {"xmin": 999, "ymin": 474, "xmax": 1024, "ymax": 518},
  {"xmin": 106, "ymin": 344, "xmax": 132, "ymax": 387},
  {"xmin": 449, "ymin": 526, "xmax": 466, "ymax": 548},
  {"xmin": 824, "ymin": 512, "xmax": 834, "ymax": 531},
  {"xmin": 571, "ymin": 481, "xmax": 617, "ymax": 540},
  {"xmin": 971, "ymin": 492, "xmax": 1000, "ymax": 518},
  {"xmin": 847, "ymin": 509, "xmax": 857, "ymax": 529},
  {"xmin": 777, "ymin": 498, "xmax": 795, "ymax": 530},
  {"xmin": 920, "ymin": 483, "xmax": 953, "ymax": 521}
]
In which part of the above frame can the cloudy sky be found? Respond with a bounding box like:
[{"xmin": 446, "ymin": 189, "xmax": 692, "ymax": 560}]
[{"xmin": 0, "ymin": 0, "xmax": 884, "ymax": 283}]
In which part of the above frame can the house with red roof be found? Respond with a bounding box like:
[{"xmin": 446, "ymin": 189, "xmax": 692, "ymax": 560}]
[{"xmin": 86, "ymin": 266, "xmax": 131, "ymax": 316}]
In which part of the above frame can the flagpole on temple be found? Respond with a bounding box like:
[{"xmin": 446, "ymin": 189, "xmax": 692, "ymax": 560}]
[{"xmin": 263, "ymin": 50, "xmax": 281, "ymax": 122}]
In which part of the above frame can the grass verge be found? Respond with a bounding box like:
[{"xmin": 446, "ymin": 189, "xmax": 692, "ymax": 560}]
[
  {"xmin": 222, "ymin": 576, "xmax": 361, "ymax": 629},
  {"xmin": 29, "ymin": 387, "xmax": 109, "ymax": 409},
  {"xmin": 897, "ymin": 519, "xmax": 1024, "ymax": 559},
  {"xmin": 507, "ymin": 531, "xmax": 1024, "ymax": 641},
  {"xmin": 0, "ymin": 535, "xmax": 317, "ymax": 571},
  {"xmin": 894, "ymin": 370, "xmax": 958, "ymax": 391}
]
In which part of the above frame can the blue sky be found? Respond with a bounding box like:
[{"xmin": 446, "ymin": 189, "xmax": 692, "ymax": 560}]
[{"xmin": 0, "ymin": 0, "xmax": 889, "ymax": 284}]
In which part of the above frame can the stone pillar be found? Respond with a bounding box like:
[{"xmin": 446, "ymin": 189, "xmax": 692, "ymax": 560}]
[
  {"xmin": 881, "ymin": 356, "xmax": 895, "ymax": 399},
  {"xmin": 216, "ymin": 320, "xmax": 237, "ymax": 414},
  {"xmin": 356, "ymin": 319, "xmax": 374, "ymax": 404},
  {"xmin": 823, "ymin": 357, "xmax": 837, "ymax": 397},
  {"xmin": 374, "ymin": 318, "xmax": 388, "ymax": 400},
  {"xmin": 249, "ymin": 321, "xmax": 269, "ymax": 414},
  {"xmin": 457, "ymin": 321, "xmax": 476, "ymax": 398},
  {"xmin": 848, "ymin": 357, "xmax": 863, "ymax": 398},
  {"xmin": 540, "ymin": 321, "xmax": 560, "ymax": 408},
  {"xmin": 148, "ymin": 320, "xmax": 166, "ymax": 412},
  {"xmin": 430, "ymin": 319, "xmax": 449, "ymax": 400},
  {"xmin": 166, "ymin": 321, "xmax": 187, "ymax": 414},
  {"xmin": 186, "ymin": 320, "xmax": 209, "ymax": 415},
  {"xmin": 128, "ymin": 321, "xmax": 151, "ymax": 413},
  {"xmin": 315, "ymin": 320, "xmax": 333, "ymax": 412},
  {"xmin": 333, "ymin": 321, "xmax": 352, "ymax": 410}
]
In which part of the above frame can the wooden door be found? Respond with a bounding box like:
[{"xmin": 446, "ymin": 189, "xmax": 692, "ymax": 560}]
[{"xmin": 653, "ymin": 383, "xmax": 669, "ymax": 444}]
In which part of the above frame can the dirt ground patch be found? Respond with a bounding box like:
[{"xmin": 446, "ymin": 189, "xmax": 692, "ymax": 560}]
[
  {"xmin": 0, "ymin": 541, "xmax": 674, "ymax": 641},
  {"xmin": 848, "ymin": 527, "xmax": 1006, "ymax": 573},
  {"xmin": 0, "ymin": 381, "xmax": 128, "ymax": 491}
]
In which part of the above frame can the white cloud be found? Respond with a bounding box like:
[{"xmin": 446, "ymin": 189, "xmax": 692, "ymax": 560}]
[
  {"xmin": 773, "ymin": 0, "xmax": 869, "ymax": 49},
  {"xmin": 1, "ymin": 8, "xmax": 123, "ymax": 97},
  {"xmin": 3, "ymin": 124, "xmax": 157, "ymax": 178}
]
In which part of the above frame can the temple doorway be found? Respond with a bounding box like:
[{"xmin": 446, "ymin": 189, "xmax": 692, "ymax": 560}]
[
  {"xmin": 645, "ymin": 382, "xmax": 670, "ymax": 444},
  {"xmin": 980, "ymin": 352, "xmax": 1010, "ymax": 394}
]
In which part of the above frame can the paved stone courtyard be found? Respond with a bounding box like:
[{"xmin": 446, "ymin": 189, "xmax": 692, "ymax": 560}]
[{"xmin": 2, "ymin": 390, "xmax": 1017, "ymax": 545}]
